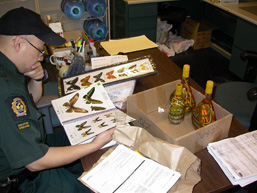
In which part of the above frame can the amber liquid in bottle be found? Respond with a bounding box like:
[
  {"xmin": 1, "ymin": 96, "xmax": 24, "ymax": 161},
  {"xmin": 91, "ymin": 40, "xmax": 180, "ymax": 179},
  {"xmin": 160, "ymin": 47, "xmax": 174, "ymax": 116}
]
[
  {"xmin": 168, "ymin": 83, "xmax": 185, "ymax": 124},
  {"xmin": 170, "ymin": 64, "xmax": 195, "ymax": 113},
  {"xmin": 192, "ymin": 80, "xmax": 216, "ymax": 129}
]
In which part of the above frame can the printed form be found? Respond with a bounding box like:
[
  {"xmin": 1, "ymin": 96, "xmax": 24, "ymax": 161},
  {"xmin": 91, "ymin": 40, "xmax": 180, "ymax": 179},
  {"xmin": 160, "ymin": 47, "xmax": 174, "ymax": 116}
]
[
  {"xmin": 207, "ymin": 130, "xmax": 257, "ymax": 187},
  {"xmin": 81, "ymin": 144, "xmax": 181, "ymax": 193}
]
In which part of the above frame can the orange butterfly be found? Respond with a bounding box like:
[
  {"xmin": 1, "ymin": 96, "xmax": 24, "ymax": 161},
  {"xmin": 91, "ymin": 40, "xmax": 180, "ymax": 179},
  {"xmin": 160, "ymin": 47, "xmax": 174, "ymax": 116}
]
[
  {"xmin": 106, "ymin": 70, "xmax": 116, "ymax": 79},
  {"xmin": 81, "ymin": 75, "xmax": 92, "ymax": 86}
]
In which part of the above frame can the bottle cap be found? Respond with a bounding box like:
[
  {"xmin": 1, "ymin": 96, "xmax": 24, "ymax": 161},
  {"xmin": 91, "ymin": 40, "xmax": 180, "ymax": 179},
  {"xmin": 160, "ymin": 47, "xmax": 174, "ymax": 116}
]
[
  {"xmin": 205, "ymin": 80, "xmax": 214, "ymax": 94},
  {"xmin": 182, "ymin": 64, "xmax": 190, "ymax": 78},
  {"xmin": 89, "ymin": 39, "xmax": 95, "ymax": 43},
  {"xmin": 175, "ymin": 83, "xmax": 183, "ymax": 95}
]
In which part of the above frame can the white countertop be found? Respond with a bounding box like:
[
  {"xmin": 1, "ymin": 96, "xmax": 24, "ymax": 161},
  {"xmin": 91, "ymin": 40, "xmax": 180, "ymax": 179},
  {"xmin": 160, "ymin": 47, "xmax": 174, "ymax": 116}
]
[{"xmin": 203, "ymin": 0, "xmax": 257, "ymax": 25}]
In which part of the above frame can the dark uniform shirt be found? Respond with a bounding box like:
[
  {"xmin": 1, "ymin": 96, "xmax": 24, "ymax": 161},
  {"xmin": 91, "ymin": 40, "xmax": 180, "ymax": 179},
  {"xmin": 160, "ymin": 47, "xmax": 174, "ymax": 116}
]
[
  {"xmin": 0, "ymin": 52, "xmax": 90, "ymax": 193},
  {"xmin": 0, "ymin": 52, "xmax": 48, "ymax": 181}
]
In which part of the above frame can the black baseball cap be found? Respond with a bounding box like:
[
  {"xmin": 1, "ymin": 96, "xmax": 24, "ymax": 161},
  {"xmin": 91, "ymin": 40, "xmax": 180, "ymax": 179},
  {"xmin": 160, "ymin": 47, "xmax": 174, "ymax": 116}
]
[{"xmin": 0, "ymin": 7, "xmax": 66, "ymax": 46}]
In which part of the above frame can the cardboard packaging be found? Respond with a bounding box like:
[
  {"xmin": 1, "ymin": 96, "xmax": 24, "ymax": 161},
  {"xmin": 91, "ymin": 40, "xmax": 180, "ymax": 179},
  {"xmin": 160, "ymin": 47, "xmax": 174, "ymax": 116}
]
[
  {"xmin": 127, "ymin": 80, "xmax": 233, "ymax": 153},
  {"xmin": 79, "ymin": 126, "xmax": 201, "ymax": 193},
  {"xmin": 181, "ymin": 18, "xmax": 215, "ymax": 50}
]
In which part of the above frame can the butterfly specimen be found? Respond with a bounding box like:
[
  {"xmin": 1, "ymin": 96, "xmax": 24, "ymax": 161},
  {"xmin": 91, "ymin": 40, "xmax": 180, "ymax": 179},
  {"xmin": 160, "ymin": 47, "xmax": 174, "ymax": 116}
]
[
  {"xmin": 98, "ymin": 122, "xmax": 108, "ymax": 128},
  {"xmin": 76, "ymin": 120, "xmax": 90, "ymax": 131},
  {"xmin": 129, "ymin": 64, "xmax": 139, "ymax": 73},
  {"xmin": 81, "ymin": 129, "xmax": 94, "ymax": 137},
  {"xmin": 80, "ymin": 75, "xmax": 92, "ymax": 86},
  {"xmin": 129, "ymin": 64, "xmax": 137, "ymax": 70},
  {"xmin": 140, "ymin": 62, "xmax": 150, "ymax": 70},
  {"xmin": 119, "ymin": 73, "xmax": 127, "ymax": 77},
  {"xmin": 93, "ymin": 117, "xmax": 102, "ymax": 123},
  {"xmin": 63, "ymin": 93, "xmax": 88, "ymax": 113},
  {"xmin": 104, "ymin": 113, "xmax": 112, "ymax": 118},
  {"xmin": 83, "ymin": 87, "xmax": 103, "ymax": 104},
  {"xmin": 106, "ymin": 70, "xmax": 116, "ymax": 79},
  {"xmin": 66, "ymin": 77, "xmax": 80, "ymax": 91},
  {"xmin": 91, "ymin": 106, "xmax": 106, "ymax": 111},
  {"xmin": 93, "ymin": 72, "xmax": 105, "ymax": 83},
  {"xmin": 117, "ymin": 67, "xmax": 125, "ymax": 73}
]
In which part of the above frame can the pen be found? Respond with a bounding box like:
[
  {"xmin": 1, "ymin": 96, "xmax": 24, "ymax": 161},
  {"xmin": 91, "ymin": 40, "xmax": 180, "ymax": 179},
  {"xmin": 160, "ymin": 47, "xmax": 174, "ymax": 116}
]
[
  {"xmin": 70, "ymin": 39, "xmax": 75, "ymax": 49},
  {"xmin": 80, "ymin": 39, "xmax": 84, "ymax": 53},
  {"xmin": 77, "ymin": 41, "xmax": 82, "ymax": 52}
]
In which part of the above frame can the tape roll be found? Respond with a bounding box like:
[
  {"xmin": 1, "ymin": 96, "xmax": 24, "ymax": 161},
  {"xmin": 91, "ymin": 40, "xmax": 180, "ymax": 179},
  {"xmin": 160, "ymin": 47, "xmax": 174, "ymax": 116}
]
[{"xmin": 59, "ymin": 65, "xmax": 70, "ymax": 78}]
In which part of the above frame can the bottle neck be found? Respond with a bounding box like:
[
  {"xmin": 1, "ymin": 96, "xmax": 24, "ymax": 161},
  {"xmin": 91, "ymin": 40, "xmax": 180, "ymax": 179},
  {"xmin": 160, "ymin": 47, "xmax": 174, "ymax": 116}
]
[
  {"xmin": 205, "ymin": 93, "xmax": 212, "ymax": 101},
  {"xmin": 181, "ymin": 77, "xmax": 189, "ymax": 85}
]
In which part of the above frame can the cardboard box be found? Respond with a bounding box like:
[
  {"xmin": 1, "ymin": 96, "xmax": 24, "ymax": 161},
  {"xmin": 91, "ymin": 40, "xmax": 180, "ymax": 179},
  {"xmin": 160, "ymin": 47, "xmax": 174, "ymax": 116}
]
[
  {"xmin": 181, "ymin": 18, "xmax": 215, "ymax": 50},
  {"xmin": 127, "ymin": 80, "xmax": 233, "ymax": 153}
]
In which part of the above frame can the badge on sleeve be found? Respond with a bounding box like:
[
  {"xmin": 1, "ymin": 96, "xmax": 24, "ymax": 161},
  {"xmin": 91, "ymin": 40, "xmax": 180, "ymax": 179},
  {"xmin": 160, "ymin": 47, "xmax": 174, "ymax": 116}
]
[{"xmin": 6, "ymin": 96, "xmax": 30, "ymax": 120}]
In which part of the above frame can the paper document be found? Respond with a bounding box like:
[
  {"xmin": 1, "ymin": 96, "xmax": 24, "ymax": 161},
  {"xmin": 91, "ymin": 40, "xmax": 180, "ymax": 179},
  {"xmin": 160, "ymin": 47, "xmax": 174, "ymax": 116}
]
[
  {"xmin": 100, "ymin": 35, "xmax": 158, "ymax": 55},
  {"xmin": 207, "ymin": 130, "xmax": 257, "ymax": 187},
  {"xmin": 52, "ymin": 82, "xmax": 116, "ymax": 145},
  {"xmin": 91, "ymin": 55, "xmax": 128, "ymax": 69},
  {"xmin": 80, "ymin": 144, "xmax": 181, "ymax": 193}
]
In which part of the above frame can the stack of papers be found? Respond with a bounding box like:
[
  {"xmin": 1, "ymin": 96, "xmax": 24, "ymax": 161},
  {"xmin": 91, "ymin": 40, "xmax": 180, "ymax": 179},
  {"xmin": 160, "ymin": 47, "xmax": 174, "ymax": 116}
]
[
  {"xmin": 100, "ymin": 35, "xmax": 158, "ymax": 56},
  {"xmin": 79, "ymin": 144, "xmax": 181, "ymax": 193},
  {"xmin": 207, "ymin": 130, "xmax": 257, "ymax": 187}
]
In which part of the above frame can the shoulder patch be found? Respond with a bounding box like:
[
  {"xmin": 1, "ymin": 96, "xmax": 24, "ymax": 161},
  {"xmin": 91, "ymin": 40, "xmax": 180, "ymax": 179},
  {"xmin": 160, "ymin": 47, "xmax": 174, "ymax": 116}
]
[{"xmin": 6, "ymin": 96, "xmax": 30, "ymax": 120}]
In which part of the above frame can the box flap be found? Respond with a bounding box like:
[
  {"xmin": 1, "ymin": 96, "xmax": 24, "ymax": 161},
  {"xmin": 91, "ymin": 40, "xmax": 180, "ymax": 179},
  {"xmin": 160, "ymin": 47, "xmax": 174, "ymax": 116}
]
[
  {"xmin": 198, "ymin": 19, "xmax": 218, "ymax": 32},
  {"xmin": 181, "ymin": 17, "xmax": 200, "ymax": 40}
]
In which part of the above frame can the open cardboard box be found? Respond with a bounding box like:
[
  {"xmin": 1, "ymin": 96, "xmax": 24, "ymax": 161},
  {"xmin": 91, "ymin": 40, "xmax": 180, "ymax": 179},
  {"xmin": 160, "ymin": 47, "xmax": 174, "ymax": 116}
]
[
  {"xmin": 127, "ymin": 80, "xmax": 233, "ymax": 153},
  {"xmin": 181, "ymin": 18, "xmax": 216, "ymax": 50}
]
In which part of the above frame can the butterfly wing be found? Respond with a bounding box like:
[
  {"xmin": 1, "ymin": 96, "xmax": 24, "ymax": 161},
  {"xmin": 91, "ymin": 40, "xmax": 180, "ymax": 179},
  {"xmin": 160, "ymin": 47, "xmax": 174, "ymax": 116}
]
[
  {"xmin": 73, "ymin": 107, "xmax": 88, "ymax": 113},
  {"xmin": 69, "ymin": 93, "xmax": 79, "ymax": 106}
]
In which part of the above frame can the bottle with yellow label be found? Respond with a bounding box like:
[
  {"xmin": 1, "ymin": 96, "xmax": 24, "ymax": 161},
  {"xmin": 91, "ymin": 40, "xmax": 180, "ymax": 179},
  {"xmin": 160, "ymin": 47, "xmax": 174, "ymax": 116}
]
[
  {"xmin": 168, "ymin": 83, "xmax": 185, "ymax": 124},
  {"xmin": 170, "ymin": 64, "xmax": 195, "ymax": 113},
  {"xmin": 191, "ymin": 80, "xmax": 216, "ymax": 129}
]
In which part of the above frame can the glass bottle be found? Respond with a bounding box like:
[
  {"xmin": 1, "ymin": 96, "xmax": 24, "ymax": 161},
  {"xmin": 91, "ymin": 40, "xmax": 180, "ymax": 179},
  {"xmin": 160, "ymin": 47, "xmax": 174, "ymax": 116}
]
[
  {"xmin": 192, "ymin": 80, "xmax": 216, "ymax": 129},
  {"xmin": 168, "ymin": 83, "xmax": 185, "ymax": 124},
  {"xmin": 181, "ymin": 64, "xmax": 196, "ymax": 113},
  {"xmin": 170, "ymin": 64, "xmax": 195, "ymax": 113}
]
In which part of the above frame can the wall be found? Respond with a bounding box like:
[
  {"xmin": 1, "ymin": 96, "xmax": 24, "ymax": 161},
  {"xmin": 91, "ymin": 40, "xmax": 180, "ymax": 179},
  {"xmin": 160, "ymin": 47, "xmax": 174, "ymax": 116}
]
[
  {"xmin": 0, "ymin": 0, "xmax": 109, "ymax": 33},
  {"xmin": 0, "ymin": 0, "xmax": 35, "ymax": 17}
]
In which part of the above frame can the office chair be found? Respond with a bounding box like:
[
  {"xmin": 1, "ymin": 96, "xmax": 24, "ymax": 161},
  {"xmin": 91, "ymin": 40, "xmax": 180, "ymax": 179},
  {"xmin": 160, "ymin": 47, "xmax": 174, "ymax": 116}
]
[
  {"xmin": 213, "ymin": 51, "xmax": 257, "ymax": 131},
  {"xmin": 36, "ymin": 81, "xmax": 61, "ymax": 134}
]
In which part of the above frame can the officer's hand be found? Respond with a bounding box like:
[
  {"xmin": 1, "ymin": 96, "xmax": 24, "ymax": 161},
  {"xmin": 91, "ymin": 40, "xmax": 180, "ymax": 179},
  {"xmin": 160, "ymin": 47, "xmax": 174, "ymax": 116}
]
[
  {"xmin": 93, "ymin": 128, "xmax": 115, "ymax": 148},
  {"xmin": 24, "ymin": 62, "xmax": 44, "ymax": 80}
]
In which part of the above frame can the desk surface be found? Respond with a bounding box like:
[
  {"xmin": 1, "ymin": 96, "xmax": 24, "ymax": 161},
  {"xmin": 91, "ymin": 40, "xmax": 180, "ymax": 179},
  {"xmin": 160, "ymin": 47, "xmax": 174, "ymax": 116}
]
[
  {"xmin": 81, "ymin": 46, "xmax": 248, "ymax": 193},
  {"xmin": 203, "ymin": 0, "xmax": 257, "ymax": 26}
]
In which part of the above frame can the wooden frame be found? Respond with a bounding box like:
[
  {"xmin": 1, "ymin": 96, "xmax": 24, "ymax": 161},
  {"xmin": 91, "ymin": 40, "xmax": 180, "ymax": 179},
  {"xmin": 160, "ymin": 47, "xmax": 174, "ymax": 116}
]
[{"xmin": 60, "ymin": 55, "xmax": 158, "ymax": 96}]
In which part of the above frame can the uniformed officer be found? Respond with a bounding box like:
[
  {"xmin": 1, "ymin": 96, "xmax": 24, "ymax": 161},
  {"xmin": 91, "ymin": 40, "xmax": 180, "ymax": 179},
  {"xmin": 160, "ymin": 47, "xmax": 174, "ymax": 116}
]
[{"xmin": 0, "ymin": 7, "xmax": 114, "ymax": 193}]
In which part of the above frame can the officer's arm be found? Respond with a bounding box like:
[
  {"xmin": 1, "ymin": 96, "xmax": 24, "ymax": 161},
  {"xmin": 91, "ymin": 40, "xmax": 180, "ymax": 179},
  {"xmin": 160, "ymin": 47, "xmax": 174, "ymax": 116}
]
[{"xmin": 25, "ymin": 128, "xmax": 115, "ymax": 171}]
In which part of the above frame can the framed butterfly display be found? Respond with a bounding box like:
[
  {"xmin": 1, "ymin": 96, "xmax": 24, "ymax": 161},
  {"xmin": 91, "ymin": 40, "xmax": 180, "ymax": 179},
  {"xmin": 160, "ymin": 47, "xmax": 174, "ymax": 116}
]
[{"xmin": 60, "ymin": 55, "xmax": 158, "ymax": 96}]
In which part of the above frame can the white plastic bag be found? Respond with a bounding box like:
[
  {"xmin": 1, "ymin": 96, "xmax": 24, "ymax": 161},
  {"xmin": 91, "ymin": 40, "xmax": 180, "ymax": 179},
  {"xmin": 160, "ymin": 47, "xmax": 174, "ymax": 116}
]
[
  {"xmin": 169, "ymin": 36, "xmax": 194, "ymax": 54},
  {"xmin": 156, "ymin": 17, "xmax": 173, "ymax": 44}
]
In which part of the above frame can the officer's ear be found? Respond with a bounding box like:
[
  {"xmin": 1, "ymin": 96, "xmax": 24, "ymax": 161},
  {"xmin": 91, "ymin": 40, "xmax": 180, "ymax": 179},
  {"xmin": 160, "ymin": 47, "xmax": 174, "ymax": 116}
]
[{"xmin": 13, "ymin": 36, "xmax": 24, "ymax": 52}]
